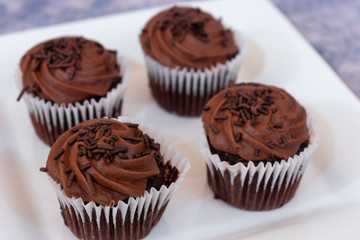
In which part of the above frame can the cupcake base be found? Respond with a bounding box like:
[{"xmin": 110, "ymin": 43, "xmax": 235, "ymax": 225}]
[
  {"xmin": 29, "ymin": 102, "xmax": 122, "ymax": 146},
  {"xmin": 207, "ymin": 166, "xmax": 302, "ymax": 211},
  {"xmin": 149, "ymin": 76, "xmax": 234, "ymax": 116},
  {"xmin": 60, "ymin": 199, "xmax": 168, "ymax": 240}
]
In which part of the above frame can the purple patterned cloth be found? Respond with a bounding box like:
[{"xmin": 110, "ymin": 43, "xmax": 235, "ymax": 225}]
[
  {"xmin": 1, "ymin": 0, "xmax": 359, "ymax": 97},
  {"xmin": 272, "ymin": 0, "xmax": 360, "ymax": 98}
]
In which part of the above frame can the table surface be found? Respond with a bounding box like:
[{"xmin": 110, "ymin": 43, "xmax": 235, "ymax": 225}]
[
  {"xmin": 1, "ymin": 0, "xmax": 360, "ymax": 239},
  {"xmin": 1, "ymin": 0, "xmax": 359, "ymax": 99}
]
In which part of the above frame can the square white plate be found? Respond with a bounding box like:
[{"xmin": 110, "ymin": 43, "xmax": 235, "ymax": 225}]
[{"xmin": 0, "ymin": 0, "xmax": 359, "ymax": 239}]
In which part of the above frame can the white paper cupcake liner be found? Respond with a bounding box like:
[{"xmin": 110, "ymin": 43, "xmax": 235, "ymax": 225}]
[
  {"xmin": 199, "ymin": 110, "xmax": 318, "ymax": 210},
  {"xmin": 17, "ymin": 57, "xmax": 130, "ymax": 145},
  {"xmin": 144, "ymin": 31, "xmax": 248, "ymax": 116},
  {"xmin": 48, "ymin": 116, "xmax": 190, "ymax": 240}
]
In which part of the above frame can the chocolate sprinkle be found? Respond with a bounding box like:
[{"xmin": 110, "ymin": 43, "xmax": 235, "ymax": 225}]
[
  {"xmin": 233, "ymin": 121, "xmax": 243, "ymax": 127},
  {"xmin": 111, "ymin": 146, "xmax": 128, "ymax": 154},
  {"xmin": 150, "ymin": 143, "xmax": 160, "ymax": 150},
  {"xmin": 66, "ymin": 171, "xmax": 76, "ymax": 188},
  {"xmin": 85, "ymin": 173, "xmax": 97, "ymax": 196},
  {"xmin": 39, "ymin": 167, "xmax": 48, "ymax": 172},
  {"xmin": 280, "ymin": 135, "xmax": 288, "ymax": 145},
  {"xmin": 250, "ymin": 115, "xmax": 256, "ymax": 126},
  {"xmin": 142, "ymin": 150, "xmax": 151, "ymax": 156},
  {"xmin": 16, "ymin": 86, "xmax": 29, "ymax": 101},
  {"xmin": 80, "ymin": 163, "xmax": 91, "ymax": 171},
  {"xmin": 202, "ymin": 106, "xmax": 210, "ymax": 111},
  {"xmin": 145, "ymin": 37, "xmax": 151, "ymax": 50},
  {"xmin": 257, "ymin": 107, "xmax": 269, "ymax": 115},
  {"xmin": 125, "ymin": 122, "xmax": 139, "ymax": 128},
  {"xmin": 31, "ymin": 59, "xmax": 41, "ymax": 71},
  {"xmin": 68, "ymin": 136, "xmax": 77, "ymax": 145},
  {"xmin": 53, "ymin": 148, "xmax": 65, "ymax": 160},
  {"xmin": 121, "ymin": 135, "xmax": 142, "ymax": 143},
  {"xmin": 235, "ymin": 132, "xmax": 242, "ymax": 142},
  {"xmin": 214, "ymin": 115, "xmax": 228, "ymax": 120},
  {"xmin": 98, "ymin": 143, "xmax": 114, "ymax": 151},
  {"xmin": 209, "ymin": 124, "xmax": 219, "ymax": 134}
]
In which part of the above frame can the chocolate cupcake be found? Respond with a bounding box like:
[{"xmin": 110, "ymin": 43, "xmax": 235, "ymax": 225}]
[
  {"xmin": 42, "ymin": 117, "xmax": 190, "ymax": 240},
  {"xmin": 200, "ymin": 83, "xmax": 318, "ymax": 210},
  {"xmin": 17, "ymin": 36, "xmax": 130, "ymax": 145},
  {"xmin": 140, "ymin": 6, "xmax": 247, "ymax": 116}
]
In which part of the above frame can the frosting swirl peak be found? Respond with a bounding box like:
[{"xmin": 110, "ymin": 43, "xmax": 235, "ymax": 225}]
[
  {"xmin": 202, "ymin": 83, "xmax": 309, "ymax": 162},
  {"xmin": 20, "ymin": 36, "xmax": 121, "ymax": 104},
  {"xmin": 140, "ymin": 6, "xmax": 239, "ymax": 69},
  {"xmin": 46, "ymin": 119, "xmax": 163, "ymax": 205}
]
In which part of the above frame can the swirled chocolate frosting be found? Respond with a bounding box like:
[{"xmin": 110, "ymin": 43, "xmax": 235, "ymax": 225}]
[
  {"xmin": 140, "ymin": 6, "xmax": 239, "ymax": 69},
  {"xmin": 45, "ymin": 119, "xmax": 169, "ymax": 205},
  {"xmin": 19, "ymin": 36, "xmax": 121, "ymax": 104},
  {"xmin": 202, "ymin": 83, "xmax": 309, "ymax": 163}
]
